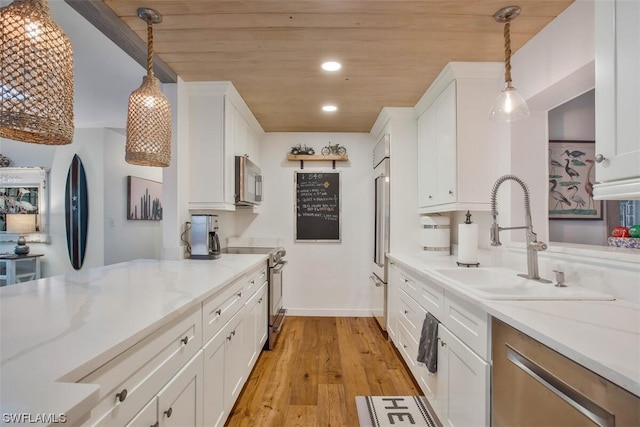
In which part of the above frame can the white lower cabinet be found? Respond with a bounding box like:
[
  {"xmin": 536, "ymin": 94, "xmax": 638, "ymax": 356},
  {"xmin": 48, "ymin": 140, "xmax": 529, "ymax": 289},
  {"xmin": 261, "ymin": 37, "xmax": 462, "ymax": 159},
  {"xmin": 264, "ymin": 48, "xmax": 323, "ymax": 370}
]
[
  {"xmin": 437, "ymin": 325, "xmax": 490, "ymax": 427},
  {"xmin": 388, "ymin": 260, "xmax": 490, "ymax": 427},
  {"xmin": 203, "ymin": 310, "xmax": 243, "ymax": 426},
  {"xmin": 128, "ymin": 351, "xmax": 204, "ymax": 427},
  {"xmin": 80, "ymin": 262, "xmax": 269, "ymax": 427},
  {"xmin": 158, "ymin": 351, "xmax": 204, "ymax": 427},
  {"xmin": 126, "ymin": 396, "xmax": 157, "ymax": 427},
  {"xmin": 244, "ymin": 282, "xmax": 268, "ymax": 373}
]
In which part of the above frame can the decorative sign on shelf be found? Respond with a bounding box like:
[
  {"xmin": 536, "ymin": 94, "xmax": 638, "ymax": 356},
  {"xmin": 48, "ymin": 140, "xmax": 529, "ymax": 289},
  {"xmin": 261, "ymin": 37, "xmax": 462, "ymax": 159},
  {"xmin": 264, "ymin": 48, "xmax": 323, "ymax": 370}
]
[{"xmin": 295, "ymin": 171, "xmax": 340, "ymax": 242}]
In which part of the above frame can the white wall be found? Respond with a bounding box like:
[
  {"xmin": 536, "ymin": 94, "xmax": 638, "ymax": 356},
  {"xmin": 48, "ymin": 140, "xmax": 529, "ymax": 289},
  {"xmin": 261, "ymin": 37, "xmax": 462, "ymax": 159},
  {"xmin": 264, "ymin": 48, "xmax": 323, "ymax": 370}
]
[
  {"xmin": 1, "ymin": 129, "xmax": 163, "ymax": 276},
  {"xmin": 234, "ymin": 133, "xmax": 375, "ymax": 316},
  {"xmin": 103, "ymin": 129, "xmax": 163, "ymax": 265}
]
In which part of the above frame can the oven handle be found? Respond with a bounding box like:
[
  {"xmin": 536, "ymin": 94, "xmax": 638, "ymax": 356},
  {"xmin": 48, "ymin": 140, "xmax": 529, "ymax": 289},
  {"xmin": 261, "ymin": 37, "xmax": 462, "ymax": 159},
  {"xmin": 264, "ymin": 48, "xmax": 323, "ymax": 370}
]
[{"xmin": 272, "ymin": 261, "xmax": 287, "ymax": 273}]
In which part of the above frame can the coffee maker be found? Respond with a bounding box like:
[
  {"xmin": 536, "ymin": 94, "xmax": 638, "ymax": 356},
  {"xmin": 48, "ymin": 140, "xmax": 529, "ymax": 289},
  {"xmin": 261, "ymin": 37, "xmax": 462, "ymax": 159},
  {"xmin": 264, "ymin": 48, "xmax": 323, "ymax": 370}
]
[{"xmin": 190, "ymin": 214, "xmax": 221, "ymax": 259}]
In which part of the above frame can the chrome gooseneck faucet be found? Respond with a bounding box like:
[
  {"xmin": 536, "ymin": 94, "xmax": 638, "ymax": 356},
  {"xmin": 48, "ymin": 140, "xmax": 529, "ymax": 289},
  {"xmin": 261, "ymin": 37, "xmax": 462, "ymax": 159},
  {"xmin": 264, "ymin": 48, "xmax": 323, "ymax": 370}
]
[{"xmin": 490, "ymin": 175, "xmax": 551, "ymax": 283}]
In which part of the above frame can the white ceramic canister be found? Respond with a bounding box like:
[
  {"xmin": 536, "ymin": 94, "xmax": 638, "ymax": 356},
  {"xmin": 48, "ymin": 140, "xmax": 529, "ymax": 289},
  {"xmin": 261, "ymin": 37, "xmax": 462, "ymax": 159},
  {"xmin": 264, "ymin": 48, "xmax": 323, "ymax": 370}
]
[{"xmin": 420, "ymin": 215, "xmax": 450, "ymax": 256}]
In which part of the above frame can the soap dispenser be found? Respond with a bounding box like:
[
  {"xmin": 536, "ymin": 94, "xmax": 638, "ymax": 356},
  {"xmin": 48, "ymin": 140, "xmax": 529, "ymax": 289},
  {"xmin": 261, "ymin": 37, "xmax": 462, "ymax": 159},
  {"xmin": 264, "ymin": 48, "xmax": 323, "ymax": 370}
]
[{"xmin": 457, "ymin": 211, "xmax": 479, "ymax": 267}]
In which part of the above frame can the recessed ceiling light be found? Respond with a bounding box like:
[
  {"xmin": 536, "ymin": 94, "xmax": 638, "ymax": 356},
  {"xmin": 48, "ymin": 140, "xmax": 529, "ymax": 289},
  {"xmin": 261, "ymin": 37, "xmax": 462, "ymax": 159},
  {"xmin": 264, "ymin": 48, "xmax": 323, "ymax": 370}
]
[
  {"xmin": 322, "ymin": 105, "xmax": 338, "ymax": 112},
  {"xmin": 322, "ymin": 61, "xmax": 342, "ymax": 72}
]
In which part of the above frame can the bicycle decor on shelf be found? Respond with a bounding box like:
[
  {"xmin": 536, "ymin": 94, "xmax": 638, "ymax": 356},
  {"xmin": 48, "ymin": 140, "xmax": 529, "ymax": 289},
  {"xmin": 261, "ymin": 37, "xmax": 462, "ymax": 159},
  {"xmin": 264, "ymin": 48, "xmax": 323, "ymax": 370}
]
[
  {"xmin": 321, "ymin": 143, "xmax": 347, "ymax": 156},
  {"xmin": 289, "ymin": 143, "xmax": 315, "ymax": 155}
]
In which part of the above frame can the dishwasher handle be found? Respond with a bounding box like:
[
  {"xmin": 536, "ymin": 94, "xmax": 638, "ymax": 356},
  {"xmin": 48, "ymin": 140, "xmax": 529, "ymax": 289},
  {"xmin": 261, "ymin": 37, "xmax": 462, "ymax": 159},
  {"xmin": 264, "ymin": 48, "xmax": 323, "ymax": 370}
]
[{"xmin": 506, "ymin": 344, "xmax": 615, "ymax": 427}]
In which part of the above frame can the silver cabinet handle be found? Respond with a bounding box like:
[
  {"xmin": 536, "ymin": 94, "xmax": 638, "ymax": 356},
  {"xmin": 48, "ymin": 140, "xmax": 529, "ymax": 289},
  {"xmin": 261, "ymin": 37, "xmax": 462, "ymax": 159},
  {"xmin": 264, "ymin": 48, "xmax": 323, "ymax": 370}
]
[
  {"xmin": 506, "ymin": 345, "xmax": 614, "ymax": 427},
  {"xmin": 595, "ymin": 154, "xmax": 606, "ymax": 163}
]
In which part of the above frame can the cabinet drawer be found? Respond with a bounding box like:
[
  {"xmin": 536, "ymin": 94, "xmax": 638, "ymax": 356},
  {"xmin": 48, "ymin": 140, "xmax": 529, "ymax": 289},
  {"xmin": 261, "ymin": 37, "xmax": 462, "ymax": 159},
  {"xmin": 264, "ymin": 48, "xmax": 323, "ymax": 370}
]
[
  {"xmin": 393, "ymin": 265, "xmax": 444, "ymax": 319},
  {"xmin": 398, "ymin": 289, "xmax": 427, "ymax": 342},
  {"xmin": 411, "ymin": 276, "xmax": 444, "ymax": 320},
  {"xmin": 79, "ymin": 305, "xmax": 202, "ymax": 426},
  {"xmin": 203, "ymin": 279, "xmax": 244, "ymax": 344},
  {"xmin": 245, "ymin": 264, "xmax": 267, "ymax": 298},
  {"xmin": 397, "ymin": 320, "xmax": 420, "ymax": 372},
  {"xmin": 442, "ymin": 291, "xmax": 489, "ymax": 360}
]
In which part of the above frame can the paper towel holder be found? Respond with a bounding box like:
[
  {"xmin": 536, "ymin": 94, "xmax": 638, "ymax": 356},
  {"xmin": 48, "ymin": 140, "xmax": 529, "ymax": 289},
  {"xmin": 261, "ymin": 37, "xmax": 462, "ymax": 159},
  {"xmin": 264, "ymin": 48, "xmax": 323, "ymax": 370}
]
[
  {"xmin": 457, "ymin": 211, "xmax": 480, "ymax": 268},
  {"xmin": 457, "ymin": 261, "xmax": 480, "ymax": 267}
]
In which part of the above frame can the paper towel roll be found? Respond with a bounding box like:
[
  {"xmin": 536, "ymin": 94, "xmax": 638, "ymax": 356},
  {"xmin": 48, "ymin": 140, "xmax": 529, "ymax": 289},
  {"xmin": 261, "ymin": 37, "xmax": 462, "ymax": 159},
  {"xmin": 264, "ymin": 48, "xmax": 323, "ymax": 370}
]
[{"xmin": 458, "ymin": 223, "xmax": 478, "ymax": 265}]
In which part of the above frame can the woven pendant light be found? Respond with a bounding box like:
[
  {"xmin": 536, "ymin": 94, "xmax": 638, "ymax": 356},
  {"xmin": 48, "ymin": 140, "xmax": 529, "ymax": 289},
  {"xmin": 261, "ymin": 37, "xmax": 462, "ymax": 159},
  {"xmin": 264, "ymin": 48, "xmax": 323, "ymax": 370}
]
[
  {"xmin": 125, "ymin": 8, "xmax": 171, "ymax": 167},
  {"xmin": 0, "ymin": 0, "xmax": 74, "ymax": 145}
]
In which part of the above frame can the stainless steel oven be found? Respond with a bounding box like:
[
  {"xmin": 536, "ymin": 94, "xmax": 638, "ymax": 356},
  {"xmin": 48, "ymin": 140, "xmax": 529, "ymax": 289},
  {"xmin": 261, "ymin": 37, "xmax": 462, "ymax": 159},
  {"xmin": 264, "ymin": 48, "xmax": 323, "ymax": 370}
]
[
  {"xmin": 268, "ymin": 255, "xmax": 287, "ymax": 350},
  {"xmin": 222, "ymin": 246, "xmax": 287, "ymax": 350}
]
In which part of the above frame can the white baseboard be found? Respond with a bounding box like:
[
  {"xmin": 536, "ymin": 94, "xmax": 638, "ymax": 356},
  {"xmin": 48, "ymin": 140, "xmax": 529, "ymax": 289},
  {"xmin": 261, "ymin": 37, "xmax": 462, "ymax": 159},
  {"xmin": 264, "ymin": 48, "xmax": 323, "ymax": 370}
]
[{"xmin": 285, "ymin": 308, "xmax": 373, "ymax": 317}]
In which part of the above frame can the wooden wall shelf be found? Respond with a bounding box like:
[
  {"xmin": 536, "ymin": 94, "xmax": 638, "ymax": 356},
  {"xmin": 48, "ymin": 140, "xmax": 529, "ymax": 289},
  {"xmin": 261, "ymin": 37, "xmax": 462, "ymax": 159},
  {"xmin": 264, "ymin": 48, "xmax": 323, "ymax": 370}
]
[{"xmin": 287, "ymin": 154, "xmax": 349, "ymax": 169}]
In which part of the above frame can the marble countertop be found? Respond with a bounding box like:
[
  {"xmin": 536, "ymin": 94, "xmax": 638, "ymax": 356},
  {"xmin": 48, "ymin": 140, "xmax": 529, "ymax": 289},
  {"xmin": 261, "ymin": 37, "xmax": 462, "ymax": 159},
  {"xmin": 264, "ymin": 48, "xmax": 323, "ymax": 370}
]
[
  {"xmin": 388, "ymin": 252, "xmax": 640, "ymax": 397},
  {"xmin": 0, "ymin": 254, "xmax": 267, "ymax": 425}
]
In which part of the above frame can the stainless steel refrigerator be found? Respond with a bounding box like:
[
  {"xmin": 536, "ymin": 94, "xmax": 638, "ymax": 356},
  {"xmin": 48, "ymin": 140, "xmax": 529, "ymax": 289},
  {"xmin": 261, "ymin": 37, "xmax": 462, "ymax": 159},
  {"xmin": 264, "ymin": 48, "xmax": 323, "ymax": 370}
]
[{"xmin": 370, "ymin": 133, "xmax": 390, "ymax": 331}]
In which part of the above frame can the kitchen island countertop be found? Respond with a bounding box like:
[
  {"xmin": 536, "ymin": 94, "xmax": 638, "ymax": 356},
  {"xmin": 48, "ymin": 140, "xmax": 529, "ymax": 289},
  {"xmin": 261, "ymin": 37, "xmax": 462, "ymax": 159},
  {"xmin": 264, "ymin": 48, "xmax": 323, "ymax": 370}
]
[
  {"xmin": 388, "ymin": 252, "xmax": 640, "ymax": 398},
  {"xmin": 0, "ymin": 255, "xmax": 267, "ymax": 425}
]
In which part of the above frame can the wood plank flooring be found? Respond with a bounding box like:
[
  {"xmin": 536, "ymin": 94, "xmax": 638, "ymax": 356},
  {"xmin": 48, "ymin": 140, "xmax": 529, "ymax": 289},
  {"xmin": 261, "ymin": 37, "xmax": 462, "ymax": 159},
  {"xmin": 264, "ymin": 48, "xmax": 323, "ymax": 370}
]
[{"xmin": 225, "ymin": 316, "xmax": 420, "ymax": 427}]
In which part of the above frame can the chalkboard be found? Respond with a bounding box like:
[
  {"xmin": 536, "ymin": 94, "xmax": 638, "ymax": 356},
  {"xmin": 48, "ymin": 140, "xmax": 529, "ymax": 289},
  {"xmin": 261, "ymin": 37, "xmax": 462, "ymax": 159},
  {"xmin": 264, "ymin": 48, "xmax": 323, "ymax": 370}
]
[{"xmin": 295, "ymin": 172, "xmax": 340, "ymax": 241}]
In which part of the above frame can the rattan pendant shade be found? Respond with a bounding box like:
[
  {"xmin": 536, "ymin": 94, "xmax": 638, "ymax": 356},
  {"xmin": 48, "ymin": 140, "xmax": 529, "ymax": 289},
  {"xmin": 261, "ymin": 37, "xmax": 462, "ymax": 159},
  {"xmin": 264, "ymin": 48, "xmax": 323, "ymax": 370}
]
[
  {"xmin": 125, "ymin": 8, "xmax": 171, "ymax": 167},
  {"xmin": 0, "ymin": 0, "xmax": 74, "ymax": 145}
]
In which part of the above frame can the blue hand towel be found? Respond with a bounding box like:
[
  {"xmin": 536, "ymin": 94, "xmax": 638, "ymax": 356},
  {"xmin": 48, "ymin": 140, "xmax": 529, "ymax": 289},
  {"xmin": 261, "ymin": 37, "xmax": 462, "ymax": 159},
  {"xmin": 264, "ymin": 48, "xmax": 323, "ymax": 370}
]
[{"xmin": 416, "ymin": 312, "xmax": 439, "ymax": 373}]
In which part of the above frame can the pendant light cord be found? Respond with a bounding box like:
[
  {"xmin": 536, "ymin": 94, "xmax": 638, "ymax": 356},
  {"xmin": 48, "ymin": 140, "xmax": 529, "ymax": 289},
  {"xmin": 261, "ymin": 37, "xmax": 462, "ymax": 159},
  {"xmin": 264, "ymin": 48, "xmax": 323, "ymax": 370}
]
[
  {"xmin": 146, "ymin": 16, "xmax": 154, "ymax": 77},
  {"xmin": 503, "ymin": 21, "xmax": 512, "ymax": 86}
]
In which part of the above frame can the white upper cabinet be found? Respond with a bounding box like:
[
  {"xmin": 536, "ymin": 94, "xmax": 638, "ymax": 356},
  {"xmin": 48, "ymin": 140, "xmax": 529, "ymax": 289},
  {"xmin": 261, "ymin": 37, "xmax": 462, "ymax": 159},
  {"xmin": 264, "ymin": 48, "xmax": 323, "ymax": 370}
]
[
  {"xmin": 415, "ymin": 63, "xmax": 503, "ymax": 214},
  {"xmin": 187, "ymin": 82, "xmax": 264, "ymax": 211},
  {"xmin": 594, "ymin": 0, "xmax": 640, "ymax": 199}
]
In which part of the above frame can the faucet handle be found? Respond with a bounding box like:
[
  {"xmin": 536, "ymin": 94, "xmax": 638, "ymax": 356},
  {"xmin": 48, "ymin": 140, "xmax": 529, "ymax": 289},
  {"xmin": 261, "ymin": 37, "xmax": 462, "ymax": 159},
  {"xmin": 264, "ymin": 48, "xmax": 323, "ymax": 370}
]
[
  {"xmin": 553, "ymin": 270, "xmax": 566, "ymax": 287},
  {"xmin": 490, "ymin": 224, "xmax": 502, "ymax": 246}
]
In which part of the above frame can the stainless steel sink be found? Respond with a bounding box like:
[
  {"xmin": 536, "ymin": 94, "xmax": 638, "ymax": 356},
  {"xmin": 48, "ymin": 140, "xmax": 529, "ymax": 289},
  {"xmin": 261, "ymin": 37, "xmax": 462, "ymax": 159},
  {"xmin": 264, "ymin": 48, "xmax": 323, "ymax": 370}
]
[{"xmin": 430, "ymin": 267, "xmax": 615, "ymax": 301}]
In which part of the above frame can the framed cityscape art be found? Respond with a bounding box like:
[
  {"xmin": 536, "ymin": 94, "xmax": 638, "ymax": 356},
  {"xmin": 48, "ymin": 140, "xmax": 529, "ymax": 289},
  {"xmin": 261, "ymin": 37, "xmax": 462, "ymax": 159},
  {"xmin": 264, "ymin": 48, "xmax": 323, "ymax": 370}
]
[
  {"xmin": 548, "ymin": 140, "xmax": 601, "ymax": 219},
  {"xmin": 127, "ymin": 176, "xmax": 163, "ymax": 220}
]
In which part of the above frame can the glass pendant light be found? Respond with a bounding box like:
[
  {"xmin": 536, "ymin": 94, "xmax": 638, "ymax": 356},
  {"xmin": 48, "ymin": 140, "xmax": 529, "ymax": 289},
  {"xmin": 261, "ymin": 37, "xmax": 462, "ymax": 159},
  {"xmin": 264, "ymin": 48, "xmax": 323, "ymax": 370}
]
[
  {"xmin": 0, "ymin": 0, "xmax": 74, "ymax": 144},
  {"xmin": 489, "ymin": 6, "xmax": 530, "ymax": 122},
  {"xmin": 125, "ymin": 8, "xmax": 171, "ymax": 167}
]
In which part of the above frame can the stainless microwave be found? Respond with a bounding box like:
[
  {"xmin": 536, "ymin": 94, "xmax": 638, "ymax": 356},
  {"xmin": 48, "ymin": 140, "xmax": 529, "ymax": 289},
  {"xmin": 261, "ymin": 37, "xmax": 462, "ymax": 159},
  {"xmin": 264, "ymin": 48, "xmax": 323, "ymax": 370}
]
[{"xmin": 235, "ymin": 156, "xmax": 262, "ymax": 205}]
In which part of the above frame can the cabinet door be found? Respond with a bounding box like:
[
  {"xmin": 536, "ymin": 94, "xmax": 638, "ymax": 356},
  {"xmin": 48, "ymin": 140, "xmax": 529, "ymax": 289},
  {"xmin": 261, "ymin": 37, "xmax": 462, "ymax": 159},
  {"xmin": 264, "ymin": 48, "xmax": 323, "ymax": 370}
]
[
  {"xmin": 417, "ymin": 81, "xmax": 457, "ymax": 208},
  {"xmin": 438, "ymin": 326, "xmax": 489, "ymax": 427},
  {"xmin": 157, "ymin": 352, "xmax": 203, "ymax": 427},
  {"xmin": 595, "ymin": 0, "xmax": 640, "ymax": 192},
  {"xmin": 126, "ymin": 397, "xmax": 157, "ymax": 427},
  {"xmin": 203, "ymin": 326, "xmax": 229, "ymax": 427},
  {"xmin": 244, "ymin": 283, "xmax": 268, "ymax": 373},
  {"xmin": 418, "ymin": 106, "xmax": 438, "ymax": 207},
  {"xmin": 225, "ymin": 315, "xmax": 245, "ymax": 410},
  {"xmin": 434, "ymin": 82, "xmax": 456, "ymax": 204}
]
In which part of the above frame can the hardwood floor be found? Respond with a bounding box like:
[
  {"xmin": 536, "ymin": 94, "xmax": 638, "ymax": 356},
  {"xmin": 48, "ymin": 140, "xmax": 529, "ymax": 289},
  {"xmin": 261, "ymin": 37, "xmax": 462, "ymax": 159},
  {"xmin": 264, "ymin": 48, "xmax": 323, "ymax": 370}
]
[{"xmin": 225, "ymin": 316, "xmax": 420, "ymax": 427}]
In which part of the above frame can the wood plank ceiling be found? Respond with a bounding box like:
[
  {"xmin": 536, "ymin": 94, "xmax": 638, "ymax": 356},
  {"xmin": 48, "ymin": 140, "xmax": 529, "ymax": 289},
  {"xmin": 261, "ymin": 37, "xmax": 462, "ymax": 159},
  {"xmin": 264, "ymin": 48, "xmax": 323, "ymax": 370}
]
[{"xmin": 69, "ymin": 1, "xmax": 575, "ymax": 133}]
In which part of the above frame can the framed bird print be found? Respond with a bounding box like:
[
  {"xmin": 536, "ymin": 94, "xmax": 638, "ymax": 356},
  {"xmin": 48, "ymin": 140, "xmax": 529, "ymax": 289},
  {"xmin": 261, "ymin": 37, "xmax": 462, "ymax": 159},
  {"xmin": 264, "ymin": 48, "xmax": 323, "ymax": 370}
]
[{"xmin": 548, "ymin": 140, "xmax": 602, "ymax": 219}]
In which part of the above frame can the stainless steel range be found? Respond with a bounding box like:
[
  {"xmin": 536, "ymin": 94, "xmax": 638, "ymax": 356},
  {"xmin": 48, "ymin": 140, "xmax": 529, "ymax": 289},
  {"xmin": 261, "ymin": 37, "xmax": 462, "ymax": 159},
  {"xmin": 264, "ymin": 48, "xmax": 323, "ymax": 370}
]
[{"xmin": 222, "ymin": 246, "xmax": 287, "ymax": 350}]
